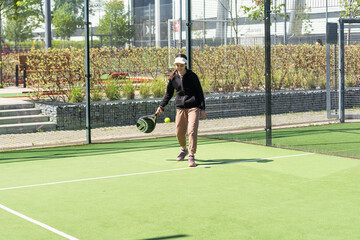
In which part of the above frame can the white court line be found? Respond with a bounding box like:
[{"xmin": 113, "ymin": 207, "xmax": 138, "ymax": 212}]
[
  {"xmin": 0, "ymin": 203, "xmax": 79, "ymax": 240},
  {"xmin": 0, "ymin": 153, "xmax": 314, "ymax": 239},
  {"xmin": 0, "ymin": 153, "xmax": 314, "ymax": 192}
]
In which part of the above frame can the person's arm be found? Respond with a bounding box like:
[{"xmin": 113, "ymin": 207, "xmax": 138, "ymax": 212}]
[
  {"xmin": 194, "ymin": 74, "xmax": 206, "ymax": 110},
  {"xmin": 193, "ymin": 74, "xmax": 207, "ymax": 119}
]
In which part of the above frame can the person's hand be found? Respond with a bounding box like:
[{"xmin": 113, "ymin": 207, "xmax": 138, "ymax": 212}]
[
  {"xmin": 200, "ymin": 110, "xmax": 207, "ymax": 119},
  {"xmin": 155, "ymin": 107, "xmax": 163, "ymax": 115}
]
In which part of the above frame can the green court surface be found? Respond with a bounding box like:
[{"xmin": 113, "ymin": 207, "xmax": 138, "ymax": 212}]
[
  {"xmin": 0, "ymin": 137, "xmax": 359, "ymax": 240},
  {"xmin": 209, "ymin": 122, "xmax": 360, "ymax": 159}
]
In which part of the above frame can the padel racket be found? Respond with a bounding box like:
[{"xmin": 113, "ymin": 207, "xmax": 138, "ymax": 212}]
[{"xmin": 136, "ymin": 113, "xmax": 158, "ymax": 133}]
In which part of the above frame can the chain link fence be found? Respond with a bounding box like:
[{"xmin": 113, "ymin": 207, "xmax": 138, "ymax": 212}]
[{"xmin": 1, "ymin": 0, "xmax": 360, "ymax": 151}]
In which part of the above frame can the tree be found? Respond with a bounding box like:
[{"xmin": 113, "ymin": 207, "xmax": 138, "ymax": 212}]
[
  {"xmin": 340, "ymin": 0, "xmax": 360, "ymax": 45},
  {"xmin": 289, "ymin": 3, "xmax": 313, "ymax": 36},
  {"xmin": 241, "ymin": 0, "xmax": 286, "ymax": 22},
  {"xmin": 0, "ymin": 0, "xmax": 41, "ymax": 84},
  {"xmin": 3, "ymin": 19, "xmax": 35, "ymax": 47},
  {"xmin": 97, "ymin": 0, "xmax": 135, "ymax": 47},
  {"xmin": 53, "ymin": 0, "xmax": 84, "ymax": 27},
  {"xmin": 217, "ymin": 0, "xmax": 245, "ymax": 45},
  {"xmin": 18, "ymin": 0, "xmax": 44, "ymax": 24},
  {"xmin": 52, "ymin": 3, "xmax": 81, "ymax": 43},
  {"xmin": 54, "ymin": 0, "xmax": 84, "ymax": 16},
  {"xmin": 284, "ymin": 0, "xmax": 313, "ymax": 37},
  {"xmin": 0, "ymin": 0, "xmax": 18, "ymax": 84},
  {"xmin": 218, "ymin": 0, "xmax": 285, "ymax": 44},
  {"xmin": 52, "ymin": 0, "xmax": 87, "ymax": 44}
]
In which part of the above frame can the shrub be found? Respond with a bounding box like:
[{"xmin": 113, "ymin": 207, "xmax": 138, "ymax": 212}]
[
  {"xmin": 23, "ymin": 48, "xmax": 83, "ymax": 102},
  {"xmin": 91, "ymin": 86, "xmax": 103, "ymax": 101},
  {"xmin": 139, "ymin": 82, "xmax": 151, "ymax": 98},
  {"xmin": 69, "ymin": 83, "xmax": 85, "ymax": 103},
  {"xmin": 105, "ymin": 80, "xmax": 121, "ymax": 100},
  {"xmin": 200, "ymin": 78, "xmax": 212, "ymax": 94},
  {"xmin": 151, "ymin": 80, "xmax": 166, "ymax": 98},
  {"xmin": 0, "ymin": 83, "xmax": 3, "ymax": 88},
  {"xmin": 14, "ymin": 44, "xmax": 360, "ymax": 102},
  {"xmin": 122, "ymin": 80, "xmax": 135, "ymax": 100}
]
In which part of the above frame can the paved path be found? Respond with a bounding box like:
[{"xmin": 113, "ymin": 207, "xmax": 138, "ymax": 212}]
[
  {"xmin": 0, "ymin": 98, "xmax": 32, "ymax": 105},
  {"xmin": 0, "ymin": 86, "xmax": 32, "ymax": 94},
  {"xmin": 0, "ymin": 86, "xmax": 33, "ymax": 105}
]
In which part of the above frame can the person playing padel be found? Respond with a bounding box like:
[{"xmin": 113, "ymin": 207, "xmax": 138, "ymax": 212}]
[{"xmin": 156, "ymin": 54, "xmax": 207, "ymax": 167}]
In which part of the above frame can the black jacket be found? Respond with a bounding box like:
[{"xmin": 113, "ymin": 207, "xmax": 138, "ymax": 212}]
[{"xmin": 159, "ymin": 69, "xmax": 206, "ymax": 110}]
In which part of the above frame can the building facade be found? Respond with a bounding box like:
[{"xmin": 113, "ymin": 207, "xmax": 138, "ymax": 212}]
[
  {"xmin": 131, "ymin": 0, "xmax": 172, "ymax": 47},
  {"xmin": 130, "ymin": 0, "xmax": 359, "ymax": 47}
]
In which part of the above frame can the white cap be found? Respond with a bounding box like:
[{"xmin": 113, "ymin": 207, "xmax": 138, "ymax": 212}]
[{"xmin": 174, "ymin": 57, "xmax": 187, "ymax": 65}]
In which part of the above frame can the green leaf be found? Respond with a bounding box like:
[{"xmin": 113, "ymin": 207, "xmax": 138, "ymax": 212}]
[{"xmin": 100, "ymin": 74, "xmax": 110, "ymax": 80}]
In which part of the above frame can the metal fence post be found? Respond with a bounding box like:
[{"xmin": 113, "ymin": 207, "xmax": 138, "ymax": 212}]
[
  {"xmin": 45, "ymin": 0, "xmax": 52, "ymax": 49},
  {"xmin": 185, "ymin": 0, "xmax": 192, "ymax": 69},
  {"xmin": 23, "ymin": 68, "xmax": 26, "ymax": 88},
  {"xmin": 84, "ymin": 0, "xmax": 92, "ymax": 144},
  {"xmin": 338, "ymin": 19, "xmax": 345, "ymax": 123},
  {"xmin": 326, "ymin": 43, "xmax": 331, "ymax": 118},
  {"xmin": 283, "ymin": 0, "xmax": 287, "ymax": 44},
  {"xmin": 265, "ymin": 0, "xmax": 272, "ymax": 146},
  {"xmin": 15, "ymin": 65, "xmax": 19, "ymax": 86}
]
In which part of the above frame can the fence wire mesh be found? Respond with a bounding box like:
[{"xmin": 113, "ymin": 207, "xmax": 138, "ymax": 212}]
[{"xmin": 1, "ymin": 0, "xmax": 360, "ymax": 154}]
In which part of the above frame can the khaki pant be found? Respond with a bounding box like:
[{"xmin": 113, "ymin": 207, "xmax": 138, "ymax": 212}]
[{"xmin": 175, "ymin": 108, "xmax": 200, "ymax": 155}]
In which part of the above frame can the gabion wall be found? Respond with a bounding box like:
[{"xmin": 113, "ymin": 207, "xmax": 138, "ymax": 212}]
[{"xmin": 35, "ymin": 89, "xmax": 360, "ymax": 130}]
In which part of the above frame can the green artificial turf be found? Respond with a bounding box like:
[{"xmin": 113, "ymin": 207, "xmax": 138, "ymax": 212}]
[
  {"xmin": 0, "ymin": 92, "xmax": 33, "ymax": 98},
  {"xmin": 0, "ymin": 137, "xmax": 359, "ymax": 239},
  {"xmin": 208, "ymin": 122, "xmax": 360, "ymax": 159}
]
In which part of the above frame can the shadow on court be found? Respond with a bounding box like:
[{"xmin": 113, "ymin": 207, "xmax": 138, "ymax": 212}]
[
  {"xmin": 210, "ymin": 125, "xmax": 360, "ymax": 144},
  {"xmin": 166, "ymin": 158, "xmax": 273, "ymax": 165},
  {"xmin": 206, "ymin": 122, "xmax": 360, "ymax": 159},
  {"xmin": 139, "ymin": 234, "xmax": 189, "ymax": 240},
  {"xmin": 0, "ymin": 138, "xmax": 225, "ymax": 165},
  {"xmin": 196, "ymin": 158, "xmax": 273, "ymax": 165}
]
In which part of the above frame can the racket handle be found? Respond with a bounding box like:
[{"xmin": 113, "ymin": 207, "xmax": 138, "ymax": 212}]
[{"xmin": 155, "ymin": 107, "xmax": 162, "ymax": 116}]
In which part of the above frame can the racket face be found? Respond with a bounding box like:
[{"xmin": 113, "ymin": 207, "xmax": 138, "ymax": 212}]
[
  {"xmin": 144, "ymin": 118, "xmax": 155, "ymax": 133},
  {"xmin": 136, "ymin": 114, "xmax": 157, "ymax": 133},
  {"xmin": 136, "ymin": 118, "xmax": 149, "ymax": 133}
]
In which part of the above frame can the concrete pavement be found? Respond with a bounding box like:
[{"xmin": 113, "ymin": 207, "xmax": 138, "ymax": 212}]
[{"xmin": 0, "ymin": 86, "xmax": 32, "ymax": 94}]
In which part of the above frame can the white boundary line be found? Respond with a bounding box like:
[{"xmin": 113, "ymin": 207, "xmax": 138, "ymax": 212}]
[
  {"xmin": 0, "ymin": 203, "xmax": 79, "ymax": 240},
  {"xmin": 0, "ymin": 153, "xmax": 314, "ymax": 192},
  {"xmin": 0, "ymin": 152, "xmax": 314, "ymax": 240}
]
